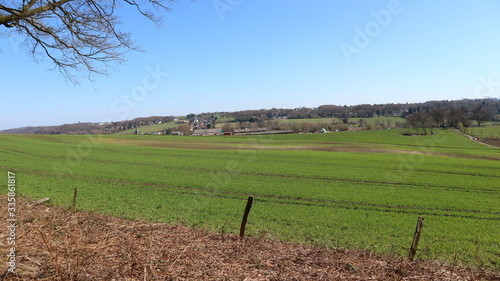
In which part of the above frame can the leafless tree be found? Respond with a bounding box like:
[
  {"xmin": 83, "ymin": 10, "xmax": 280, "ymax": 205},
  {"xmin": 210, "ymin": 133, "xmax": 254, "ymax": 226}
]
[
  {"xmin": 221, "ymin": 123, "xmax": 235, "ymax": 133},
  {"xmin": 176, "ymin": 124, "xmax": 192, "ymax": 135},
  {"xmin": 0, "ymin": 0, "xmax": 175, "ymax": 82},
  {"xmin": 446, "ymin": 107, "xmax": 470, "ymax": 128},
  {"xmin": 430, "ymin": 107, "xmax": 446, "ymax": 127},
  {"xmin": 471, "ymin": 105, "xmax": 495, "ymax": 126},
  {"xmin": 406, "ymin": 111, "xmax": 434, "ymax": 135}
]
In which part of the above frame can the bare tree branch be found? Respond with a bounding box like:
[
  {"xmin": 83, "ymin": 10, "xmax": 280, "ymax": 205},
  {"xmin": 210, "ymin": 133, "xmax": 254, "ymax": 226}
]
[{"xmin": 0, "ymin": 0, "xmax": 176, "ymax": 82}]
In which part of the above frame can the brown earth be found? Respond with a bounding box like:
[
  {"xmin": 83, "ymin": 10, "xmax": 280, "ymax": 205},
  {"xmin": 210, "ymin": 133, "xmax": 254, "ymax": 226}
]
[
  {"xmin": 454, "ymin": 129, "xmax": 499, "ymax": 149},
  {"xmin": 1, "ymin": 196, "xmax": 499, "ymax": 281},
  {"xmin": 481, "ymin": 138, "xmax": 500, "ymax": 148}
]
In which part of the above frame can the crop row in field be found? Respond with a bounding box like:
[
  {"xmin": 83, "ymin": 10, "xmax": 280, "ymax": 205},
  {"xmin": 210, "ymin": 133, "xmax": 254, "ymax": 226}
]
[{"xmin": 1, "ymin": 129, "xmax": 498, "ymax": 269}]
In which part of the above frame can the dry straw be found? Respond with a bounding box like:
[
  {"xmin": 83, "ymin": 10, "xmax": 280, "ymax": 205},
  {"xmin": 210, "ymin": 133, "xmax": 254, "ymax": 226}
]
[{"xmin": 0, "ymin": 196, "xmax": 498, "ymax": 280}]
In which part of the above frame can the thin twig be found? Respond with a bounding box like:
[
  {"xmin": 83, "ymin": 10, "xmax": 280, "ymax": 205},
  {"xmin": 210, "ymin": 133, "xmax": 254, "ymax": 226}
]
[
  {"xmin": 37, "ymin": 228, "xmax": 61, "ymax": 278},
  {"xmin": 169, "ymin": 246, "xmax": 189, "ymax": 269},
  {"xmin": 319, "ymin": 266, "xmax": 331, "ymax": 280}
]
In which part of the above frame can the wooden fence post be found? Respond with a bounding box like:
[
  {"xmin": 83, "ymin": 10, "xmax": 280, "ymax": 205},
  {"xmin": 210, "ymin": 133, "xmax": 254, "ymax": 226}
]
[
  {"xmin": 72, "ymin": 188, "xmax": 78, "ymax": 212},
  {"xmin": 409, "ymin": 216, "xmax": 424, "ymax": 261},
  {"xmin": 239, "ymin": 196, "xmax": 254, "ymax": 238}
]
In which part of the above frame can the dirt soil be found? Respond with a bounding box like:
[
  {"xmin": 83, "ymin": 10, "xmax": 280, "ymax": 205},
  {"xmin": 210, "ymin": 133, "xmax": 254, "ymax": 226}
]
[
  {"xmin": 1, "ymin": 196, "xmax": 499, "ymax": 281},
  {"xmin": 454, "ymin": 129, "xmax": 499, "ymax": 148},
  {"xmin": 481, "ymin": 138, "xmax": 500, "ymax": 148}
]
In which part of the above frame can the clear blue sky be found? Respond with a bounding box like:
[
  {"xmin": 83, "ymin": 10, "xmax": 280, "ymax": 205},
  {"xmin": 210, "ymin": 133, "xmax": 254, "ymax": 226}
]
[{"xmin": 1, "ymin": 0, "xmax": 500, "ymax": 130}]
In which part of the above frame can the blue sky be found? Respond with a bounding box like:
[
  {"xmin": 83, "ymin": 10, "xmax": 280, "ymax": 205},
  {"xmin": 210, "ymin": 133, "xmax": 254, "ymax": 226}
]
[{"xmin": 1, "ymin": 0, "xmax": 500, "ymax": 130}]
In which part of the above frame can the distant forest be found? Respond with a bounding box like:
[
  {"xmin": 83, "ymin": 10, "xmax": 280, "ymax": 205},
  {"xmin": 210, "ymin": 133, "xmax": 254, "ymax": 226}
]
[
  {"xmin": 223, "ymin": 98, "xmax": 499, "ymax": 124},
  {"xmin": 1, "ymin": 98, "xmax": 498, "ymax": 135},
  {"xmin": 219, "ymin": 98, "xmax": 499, "ymax": 135}
]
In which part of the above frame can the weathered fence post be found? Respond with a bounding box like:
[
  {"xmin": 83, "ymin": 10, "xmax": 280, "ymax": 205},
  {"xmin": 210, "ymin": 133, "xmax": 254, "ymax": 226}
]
[
  {"xmin": 72, "ymin": 188, "xmax": 78, "ymax": 212},
  {"xmin": 409, "ymin": 216, "xmax": 424, "ymax": 261},
  {"xmin": 239, "ymin": 196, "xmax": 254, "ymax": 238}
]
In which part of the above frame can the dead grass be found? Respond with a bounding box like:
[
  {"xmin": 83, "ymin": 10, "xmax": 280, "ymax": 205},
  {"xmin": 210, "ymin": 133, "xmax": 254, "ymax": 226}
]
[{"xmin": 1, "ymin": 196, "xmax": 498, "ymax": 280}]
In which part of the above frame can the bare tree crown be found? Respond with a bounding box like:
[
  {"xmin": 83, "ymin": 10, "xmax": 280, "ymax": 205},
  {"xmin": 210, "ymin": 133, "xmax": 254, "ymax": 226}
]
[{"xmin": 0, "ymin": 0, "xmax": 174, "ymax": 82}]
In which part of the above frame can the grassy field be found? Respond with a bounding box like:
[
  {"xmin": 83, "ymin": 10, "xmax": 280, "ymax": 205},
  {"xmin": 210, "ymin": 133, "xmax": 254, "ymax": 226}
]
[
  {"xmin": 116, "ymin": 120, "xmax": 181, "ymax": 134},
  {"xmin": 1, "ymin": 129, "xmax": 499, "ymax": 269},
  {"xmin": 465, "ymin": 126, "xmax": 500, "ymax": 138},
  {"xmin": 351, "ymin": 116, "xmax": 406, "ymax": 128},
  {"xmin": 218, "ymin": 116, "xmax": 405, "ymax": 126},
  {"xmin": 117, "ymin": 116, "xmax": 407, "ymax": 133}
]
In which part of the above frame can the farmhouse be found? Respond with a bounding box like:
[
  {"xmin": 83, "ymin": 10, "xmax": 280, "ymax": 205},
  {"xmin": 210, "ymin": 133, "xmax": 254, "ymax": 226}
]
[
  {"xmin": 233, "ymin": 128, "xmax": 267, "ymax": 135},
  {"xmin": 192, "ymin": 128, "xmax": 223, "ymax": 136},
  {"xmin": 233, "ymin": 128, "xmax": 294, "ymax": 136}
]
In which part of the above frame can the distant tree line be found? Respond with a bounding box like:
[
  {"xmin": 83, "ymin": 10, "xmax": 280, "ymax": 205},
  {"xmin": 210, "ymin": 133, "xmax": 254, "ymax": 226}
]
[
  {"xmin": 29, "ymin": 116, "xmax": 175, "ymax": 135},
  {"xmin": 404, "ymin": 100, "xmax": 498, "ymax": 134},
  {"xmin": 221, "ymin": 99, "xmax": 499, "ymax": 123},
  {"xmin": 3, "ymin": 98, "xmax": 498, "ymax": 135}
]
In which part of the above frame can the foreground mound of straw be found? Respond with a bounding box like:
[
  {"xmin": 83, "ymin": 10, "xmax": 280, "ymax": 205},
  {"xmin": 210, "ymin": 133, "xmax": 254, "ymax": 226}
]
[{"xmin": 1, "ymin": 196, "xmax": 498, "ymax": 280}]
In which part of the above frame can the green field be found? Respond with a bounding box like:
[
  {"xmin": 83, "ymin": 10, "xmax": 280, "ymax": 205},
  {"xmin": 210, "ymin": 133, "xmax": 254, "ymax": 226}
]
[
  {"xmin": 1, "ymin": 129, "xmax": 499, "ymax": 269},
  {"xmin": 465, "ymin": 126, "xmax": 500, "ymax": 138},
  {"xmin": 117, "ymin": 120, "xmax": 182, "ymax": 134},
  {"xmin": 117, "ymin": 116, "xmax": 407, "ymax": 134},
  {"xmin": 235, "ymin": 116, "xmax": 404, "ymax": 126}
]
